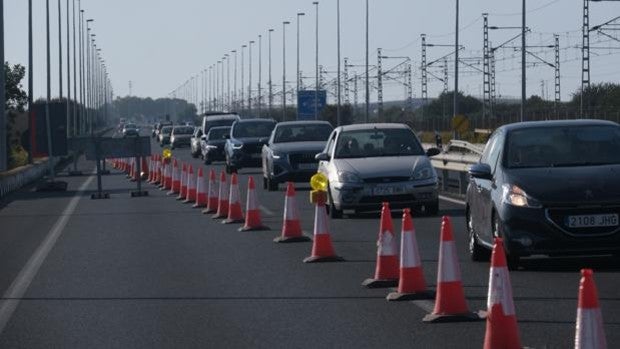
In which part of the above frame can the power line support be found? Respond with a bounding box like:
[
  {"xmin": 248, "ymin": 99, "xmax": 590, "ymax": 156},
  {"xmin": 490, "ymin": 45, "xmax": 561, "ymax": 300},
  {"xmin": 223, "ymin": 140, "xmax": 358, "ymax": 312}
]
[
  {"xmin": 421, "ymin": 34, "xmax": 428, "ymax": 120},
  {"xmin": 377, "ymin": 48, "xmax": 383, "ymax": 119},
  {"xmin": 554, "ymin": 34, "xmax": 561, "ymax": 117},
  {"xmin": 581, "ymin": 0, "xmax": 590, "ymax": 117},
  {"xmin": 482, "ymin": 13, "xmax": 491, "ymax": 123}
]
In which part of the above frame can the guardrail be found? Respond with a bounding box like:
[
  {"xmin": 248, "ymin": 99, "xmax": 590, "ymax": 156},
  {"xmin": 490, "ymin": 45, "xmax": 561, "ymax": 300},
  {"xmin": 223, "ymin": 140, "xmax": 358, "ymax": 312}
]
[{"xmin": 429, "ymin": 140, "xmax": 483, "ymax": 197}]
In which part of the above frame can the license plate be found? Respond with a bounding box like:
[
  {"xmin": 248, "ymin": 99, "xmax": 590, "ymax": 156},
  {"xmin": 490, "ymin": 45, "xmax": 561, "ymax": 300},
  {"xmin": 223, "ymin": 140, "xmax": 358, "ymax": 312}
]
[
  {"xmin": 372, "ymin": 186, "xmax": 406, "ymax": 196},
  {"xmin": 566, "ymin": 214, "xmax": 619, "ymax": 228},
  {"xmin": 297, "ymin": 163, "xmax": 317, "ymax": 170}
]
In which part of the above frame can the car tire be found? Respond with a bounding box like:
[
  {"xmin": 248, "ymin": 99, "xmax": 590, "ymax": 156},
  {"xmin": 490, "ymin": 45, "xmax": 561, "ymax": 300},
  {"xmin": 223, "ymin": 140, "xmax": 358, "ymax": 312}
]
[
  {"xmin": 493, "ymin": 212, "xmax": 520, "ymax": 270},
  {"xmin": 327, "ymin": 186, "xmax": 343, "ymax": 219},
  {"xmin": 467, "ymin": 209, "xmax": 490, "ymax": 262},
  {"xmin": 267, "ymin": 177, "xmax": 278, "ymax": 191}
]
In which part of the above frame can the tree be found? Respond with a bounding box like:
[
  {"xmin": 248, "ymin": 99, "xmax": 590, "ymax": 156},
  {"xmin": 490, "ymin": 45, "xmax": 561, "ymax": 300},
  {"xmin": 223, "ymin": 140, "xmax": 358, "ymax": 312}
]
[
  {"xmin": 571, "ymin": 83, "xmax": 620, "ymax": 109},
  {"xmin": 5, "ymin": 62, "xmax": 28, "ymax": 112},
  {"xmin": 424, "ymin": 91, "xmax": 482, "ymax": 118}
]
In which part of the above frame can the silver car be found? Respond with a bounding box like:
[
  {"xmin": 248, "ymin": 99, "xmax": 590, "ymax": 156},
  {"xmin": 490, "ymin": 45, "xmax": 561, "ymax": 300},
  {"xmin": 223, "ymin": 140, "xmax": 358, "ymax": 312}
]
[
  {"xmin": 316, "ymin": 123, "xmax": 440, "ymax": 218},
  {"xmin": 170, "ymin": 125, "xmax": 194, "ymax": 149}
]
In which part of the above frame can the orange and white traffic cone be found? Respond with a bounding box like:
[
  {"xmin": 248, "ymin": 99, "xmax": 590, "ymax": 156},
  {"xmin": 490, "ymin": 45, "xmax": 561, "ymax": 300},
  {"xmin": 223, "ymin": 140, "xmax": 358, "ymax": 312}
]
[
  {"xmin": 239, "ymin": 177, "xmax": 269, "ymax": 231},
  {"xmin": 363, "ymin": 202, "xmax": 400, "ymax": 288},
  {"xmin": 387, "ymin": 209, "xmax": 434, "ymax": 301},
  {"xmin": 303, "ymin": 190, "xmax": 344, "ymax": 263},
  {"xmin": 223, "ymin": 173, "xmax": 244, "ymax": 224},
  {"xmin": 423, "ymin": 216, "xmax": 482, "ymax": 322},
  {"xmin": 274, "ymin": 182, "xmax": 310, "ymax": 243},
  {"xmin": 154, "ymin": 156, "xmax": 162, "ymax": 185},
  {"xmin": 147, "ymin": 156, "xmax": 154, "ymax": 182},
  {"xmin": 202, "ymin": 169, "xmax": 219, "ymax": 214},
  {"xmin": 158, "ymin": 160, "xmax": 169, "ymax": 190},
  {"xmin": 184, "ymin": 165, "xmax": 197, "ymax": 203},
  {"xmin": 128, "ymin": 158, "xmax": 136, "ymax": 180},
  {"xmin": 164, "ymin": 160, "xmax": 173, "ymax": 190},
  {"xmin": 575, "ymin": 269, "xmax": 607, "ymax": 349},
  {"xmin": 193, "ymin": 168, "xmax": 208, "ymax": 208},
  {"xmin": 211, "ymin": 171, "xmax": 229, "ymax": 219},
  {"xmin": 149, "ymin": 156, "xmax": 158, "ymax": 184},
  {"xmin": 140, "ymin": 157, "xmax": 149, "ymax": 180},
  {"xmin": 483, "ymin": 238, "xmax": 522, "ymax": 349},
  {"xmin": 167, "ymin": 159, "xmax": 179, "ymax": 195},
  {"xmin": 176, "ymin": 163, "xmax": 188, "ymax": 200}
]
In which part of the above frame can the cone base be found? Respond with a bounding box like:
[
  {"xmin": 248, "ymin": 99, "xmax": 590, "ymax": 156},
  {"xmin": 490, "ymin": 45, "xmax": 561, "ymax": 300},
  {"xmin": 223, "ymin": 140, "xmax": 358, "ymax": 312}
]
[
  {"xmin": 211, "ymin": 213, "xmax": 227, "ymax": 219},
  {"xmin": 423, "ymin": 311, "xmax": 485, "ymax": 323},
  {"xmin": 239, "ymin": 225, "xmax": 270, "ymax": 232},
  {"xmin": 193, "ymin": 203, "xmax": 206, "ymax": 208},
  {"xmin": 362, "ymin": 278, "xmax": 399, "ymax": 289},
  {"xmin": 202, "ymin": 208, "xmax": 216, "ymax": 214},
  {"xmin": 222, "ymin": 218, "xmax": 244, "ymax": 224},
  {"xmin": 176, "ymin": 196, "xmax": 185, "ymax": 201},
  {"xmin": 303, "ymin": 255, "xmax": 345, "ymax": 263},
  {"xmin": 274, "ymin": 235, "xmax": 312, "ymax": 243},
  {"xmin": 386, "ymin": 290, "xmax": 435, "ymax": 302},
  {"xmin": 167, "ymin": 191, "xmax": 177, "ymax": 196},
  {"xmin": 183, "ymin": 199, "xmax": 195, "ymax": 204}
]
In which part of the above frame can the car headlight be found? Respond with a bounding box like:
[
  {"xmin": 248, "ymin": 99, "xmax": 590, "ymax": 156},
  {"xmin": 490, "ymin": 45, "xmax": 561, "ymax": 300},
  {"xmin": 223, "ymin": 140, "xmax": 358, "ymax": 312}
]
[
  {"xmin": 337, "ymin": 171, "xmax": 362, "ymax": 184},
  {"xmin": 206, "ymin": 145, "xmax": 218, "ymax": 150},
  {"xmin": 272, "ymin": 153, "xmax": 284, "ymax": 160},
  {"xmin": 412, "ymin": 166, "xmax": 434, "ymax": 181},
  {"xmin": 232, "ymin": 143, "xmax": 243, "ymax": 150},
  {"xmin": 502, "ymin": 184, "xmax": 542, "ymax": 208}
]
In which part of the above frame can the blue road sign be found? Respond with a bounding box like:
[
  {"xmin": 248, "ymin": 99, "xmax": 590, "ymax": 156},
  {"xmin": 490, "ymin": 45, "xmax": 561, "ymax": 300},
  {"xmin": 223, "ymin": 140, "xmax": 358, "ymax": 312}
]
[{"xmin": 297, "ymin": 90, "xmax": 327, "ymax": 120}]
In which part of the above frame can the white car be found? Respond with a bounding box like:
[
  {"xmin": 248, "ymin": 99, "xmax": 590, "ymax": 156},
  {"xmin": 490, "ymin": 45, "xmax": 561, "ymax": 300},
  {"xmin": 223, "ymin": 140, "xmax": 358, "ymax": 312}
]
[{"xmin": 315, "ymin": 123, "xmax": 441, "ymax": 218}]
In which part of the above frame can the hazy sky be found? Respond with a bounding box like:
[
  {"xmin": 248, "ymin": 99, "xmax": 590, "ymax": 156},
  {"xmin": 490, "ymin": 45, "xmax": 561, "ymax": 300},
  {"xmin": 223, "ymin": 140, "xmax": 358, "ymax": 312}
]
[{"xmin": 4, "ymin": 0, "xmax": 620, "ymax": 104}]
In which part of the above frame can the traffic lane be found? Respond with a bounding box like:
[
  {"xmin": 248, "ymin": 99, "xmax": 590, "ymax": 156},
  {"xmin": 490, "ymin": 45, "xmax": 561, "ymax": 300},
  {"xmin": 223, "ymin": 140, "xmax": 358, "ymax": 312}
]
[
  {"xmin": 0, "ymin": 159, "xmax": 458, "ymax": 348},
  {"xmin": 157, "ymin": 146, "xmax": 620, "ymax": 347}
]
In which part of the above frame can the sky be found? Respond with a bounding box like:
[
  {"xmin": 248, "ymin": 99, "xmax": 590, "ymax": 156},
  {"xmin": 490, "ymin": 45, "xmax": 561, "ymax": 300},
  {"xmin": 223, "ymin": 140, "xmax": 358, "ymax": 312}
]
[{"xmin": 4, "ymin": 0, "xmax": 620, "ymax": 105}]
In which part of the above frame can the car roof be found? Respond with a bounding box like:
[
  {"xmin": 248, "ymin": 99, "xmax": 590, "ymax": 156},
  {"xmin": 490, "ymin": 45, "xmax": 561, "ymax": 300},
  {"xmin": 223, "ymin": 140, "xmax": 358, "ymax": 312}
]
[
  {"xmin": 204, "ymin": 113, "xmax": 240, "ymax": 121},
  {"xmin": 208, "ymin": 126, "xmax": 231, "ymax": 132},
  {"xmin": 336, "ymin": 123, "xmax": 411, "ymax": 132},
  {"xmin": 275, "ymin": 120, "xmax": 332, "ymax": 127},
  {"xmin": 234, "ymin": 118, "xmax": 276, "ymax": 124},
  {"xmin": 499, "ymin": 119, "xmax": 619, "ymax": 133}
]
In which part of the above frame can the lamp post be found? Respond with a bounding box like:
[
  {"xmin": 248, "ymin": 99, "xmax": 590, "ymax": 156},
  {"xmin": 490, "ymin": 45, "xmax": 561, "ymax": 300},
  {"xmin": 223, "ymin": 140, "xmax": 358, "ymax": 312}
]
[
  {"xmin": 454, "ymin": 0, "xmax": 460, "ymax": 130},
  {"xmin": 249, "ymin": 40, "xmax": 255, "ymax": 115},
  {"xmin": 0, "ymin": 0, "xmax": 6, "ymax": 171},
  {"xmin": 72, "ymin": 0, "xmax": 77, "ymax": 136},
  {"xmin": 232, "ymin": 50, "xmax": 237, "ymax": 112},
  {"xmin": 282, "ymin": 21, "xmax": 290, "ymax": 120},
  {"xmin": 365, "ymin": 0, "xmax": 369, "ymax": 122},
  {"xmin": 241, "ymin": 44, "xmax": 246, "ymax": 112},
  {"xmin": 225, "ymin": 53, "xmax": 230, "ymax": 111},
  {"xmin": 27, "ymin": 0, "xmax": 34, "ymax": 162},
  {"xmin": 45, "ymin": 0, "xmax": 55, "ymax": 180},
  {"xmin": 313, "ymin": 2, "xmax": 319, "ymax": 120},
  {"xmin": 268, "ymin": 29, "xmax": 274, "ymax": 115},
  {"xmin": 521, "ymin": 0, "xmax": 526, "ymax": 122},
  {"xmin": 65, "ymin": 0, "xmax": 71, "ymax": 137},
  {"xmin": 58, "ymin": 0, "xmax": 63, "ymax": 98},
  {"xmin": 296, "ymin": 12, "xmax": 305, "ymax": 120},
  {"xmin": 336, "ymin": 0, "xmax": 341, "ymax": 126},
  {"xmin": 258, "ymin": 35, "xmax": 262, "ymax": 117}
]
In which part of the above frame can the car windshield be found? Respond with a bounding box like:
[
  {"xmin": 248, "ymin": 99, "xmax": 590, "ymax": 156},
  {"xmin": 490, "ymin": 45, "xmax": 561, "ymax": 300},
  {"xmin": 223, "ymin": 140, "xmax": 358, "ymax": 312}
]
[
  {"xmin": 334, "ymin": 128, "xmax": 425, "ymax": 159},
  {"xmin": 125, "ymin": 124, "xmax": 137, "ymax": 129},
  {"xmin": 232, "ymin": 122, "xmax": 275, "ymax": 138},
  {"xmin": 173, "ymin": 126, "xmax": 194, "ymax": 135},
  {"xmin": 161, "ymin": 126, "xmax": 172, "ymax": 135},
  {"xmin": 273, "ymin": 124, "xmax": 333, "ymax": 143},
  {"xmin": 506, "ymin": 125, "xmax": 620, "ymax": 168},
  {"xmin": 208, "ymin": 127, "xmax": 230, "ymax": 140}
]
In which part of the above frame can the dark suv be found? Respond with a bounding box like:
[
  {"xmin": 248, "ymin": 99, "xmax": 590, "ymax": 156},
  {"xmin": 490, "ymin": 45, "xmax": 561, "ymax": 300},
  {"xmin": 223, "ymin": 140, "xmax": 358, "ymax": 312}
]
[
  {"xmin": 201, "ymin": 126, "xmax": 231, "ymax": 164},
  {"xmin": 224, "ymin": 119, "xmax": 277, "ymax": 173}
]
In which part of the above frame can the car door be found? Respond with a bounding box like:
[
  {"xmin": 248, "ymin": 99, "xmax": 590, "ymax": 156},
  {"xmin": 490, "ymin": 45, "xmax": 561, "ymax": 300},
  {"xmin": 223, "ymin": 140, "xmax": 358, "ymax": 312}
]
[
  {"xmin": 318, "ymin": 130, "xmax": 337, "ymax": 180},
  {"xmin": 475, "ymin": 131, "xmax": 504, "ymax": 243}
]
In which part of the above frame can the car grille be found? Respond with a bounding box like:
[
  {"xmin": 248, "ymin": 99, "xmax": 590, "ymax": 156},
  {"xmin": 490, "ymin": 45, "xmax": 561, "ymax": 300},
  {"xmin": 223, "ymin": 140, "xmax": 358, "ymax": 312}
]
[
  {"xmin": 363, "ymin": 177, "xmax": 411, "ymax": 184},
  {"xmin": 546, "ymin": 206, "xmax": 620, "ymax": 237},
  {"xmin": 289, "ymin": 153, "xmax": 317, "ymax": 164},
  {"xmin": 359, "ymin": 194, "xmax": 414, "ymax": 204}
]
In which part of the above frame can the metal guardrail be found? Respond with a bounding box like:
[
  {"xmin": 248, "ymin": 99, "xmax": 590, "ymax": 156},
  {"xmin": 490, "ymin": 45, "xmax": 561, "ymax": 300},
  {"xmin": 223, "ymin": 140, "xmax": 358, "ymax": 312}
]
[{"xmin": 430, "ymin": 140, "xmax": 483, "ymax": 197}]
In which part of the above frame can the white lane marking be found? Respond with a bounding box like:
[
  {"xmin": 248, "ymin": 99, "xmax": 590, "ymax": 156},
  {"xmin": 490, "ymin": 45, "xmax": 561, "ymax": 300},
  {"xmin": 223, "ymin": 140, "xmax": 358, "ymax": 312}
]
[
  {"xmin": 439, "ymin": 195, "xmax": 466, "ymax": 206},
  {"xmin": 0, "ymin": 175, "xmax": 94, "ymax": 335},
  {"xmin": 259, "ymin": 205, "xmax": 276, "ymax": 217},
  {"xmin": 412, "ymin": 300, "xmax": 435, "ymax": 313}
]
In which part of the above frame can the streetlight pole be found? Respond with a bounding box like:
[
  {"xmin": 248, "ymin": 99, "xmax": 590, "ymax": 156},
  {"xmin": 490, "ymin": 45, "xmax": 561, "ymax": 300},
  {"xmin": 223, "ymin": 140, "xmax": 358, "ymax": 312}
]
[
  {"xmin": 268, "ymin": 29, "xmax": 274, "ymax": 115},
  {"xmin": 282, "ymin": 21, "xmax": 290, "ymax": 120},
  {"xmin": 313, "ymin": 2, "xmax": 319, "ymax": 120},
  {"xmin": 66, "ymin": 0, "xmax": 71, "ymax": 137},
  {"xmin": 79, "ymin": 8, "xmax": 84, "ymax": 134},
  {"xmin": 336, "ymin": 0, "xmax": 342, "ymax": 126},
  {"xmin": 454, "ymin": 0, "xmax": 459, "ymax": 130},
  {"xmin": 45, "ymin": 0, "xmax": 56, "ymax": 180},
  {"xmin": 226, "ymin": 54, "xmax": 230, "ymax": 111},
  {"xmin": 249, "ymin": 40, "xmax": 254, "ymax": 115},
  {"xmin": 0, "ymin": 0, "xmax": 6, "ymax": 171},
  {"xmin": 296, "ymin": 12, "xmax": 305, "ymax": 120},
  {"xmin": 232, "ymin": 50, "xmax": 237, "ymax": 112},
  {"xmin": 258, "ymin": 35, "xmax": 262, "ymax": 118},
  {"xmin": 27, "ymin": 0, "xmax": 34, "ymax": 163},
  {"xmin": 521, "ymin": 0, "xmax": 526, "ymax": 122},
  {"xmin": 241, "ymin": 44, "xmax": 246, "ymax": 112},
  {"xmin": 72, "ymin": 0, "xmax": 77, "ymax": 136},
  {"xmin": 365, "ymin": 0, "xmax": 369, "ymax": 123},
  {"xmin": 58, "ymin": 0, "xmax": 63, "ymax": 98}
]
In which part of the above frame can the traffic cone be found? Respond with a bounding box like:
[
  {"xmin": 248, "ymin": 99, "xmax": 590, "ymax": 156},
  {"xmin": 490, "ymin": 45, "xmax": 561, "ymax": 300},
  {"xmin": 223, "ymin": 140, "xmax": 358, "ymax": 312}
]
[
  {"xmin": 362, "ymin": 202, "xmax": 400, "ymax": 288},
  {"xmin": 154, "ymin": 156, "xmax": 162, "ymax": 185},
  {"xmin": 147, "ymin": 156, "xmax": 154, "ymax": 182},
  {"xmin": 211, "ymin": 171, "xmax": 229, "ymax": 219},
  {"xmin": 167, "ymin": 159, "xmax": 180, "ymax": 196},
  {"xmin": 184, "ymin": 165, "xmax": 197, "ymax": 203},
  {"xmin": 575, "ymin": 269, "xmax": 607, "ymax": 349},
  {"xmin": 176, "ymin": 163, "xmax": 188, "ymax": 200},
  {"xmin": 149, "ymin": 156, "xmax": 158, "ymax": 184},
  {"xmin": 483, "ymin": 238, "xmax": 522, "ymax": 349},
  {"xmin": 239, "ymin": 177, "xmax": 269, "ymax": 231},
  {"xmin": 303, "ymin": 190, "xmax": 344, "ymax": 263},
  {"xmin": 164, "ymin": 161, "xmax": 173, "ymax": 190},
  {"xmin": 128, "ymin": 158, "xmax": 136, "ymax": 180},
  {"xmin": 423, "ymin": 216, "xmax": 483, "ymax": 322},
  {"xmin": 140, "ymin": 157, "xmax": 149, "ymax": 180},
  {"xmin": 387, "ymin": 209, "xmax": 434, "ymax": 301},
  {"xmin": 193, "ymin": 168, "xmax": 208, "ymax": 208},
  {"xmin": 158, "ymin": 161, "xmax": 169, "ymax": 190},
  {"xmin": 274, "ymin": 182, "xmax": 310, "ymax": 243},
  {"xmin": 223, "ymin": 173, "xmax": 244, "ymax": 224},
  {"xmin": 202, "ymin": 169, "xmax": 219, "ymax": 214}
]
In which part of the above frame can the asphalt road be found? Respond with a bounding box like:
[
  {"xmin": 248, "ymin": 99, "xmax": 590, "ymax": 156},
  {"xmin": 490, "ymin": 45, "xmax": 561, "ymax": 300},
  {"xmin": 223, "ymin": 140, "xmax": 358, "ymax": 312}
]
[{"xmin": 0, "ymin": 134, "xmax": 618, "ymax": 348}]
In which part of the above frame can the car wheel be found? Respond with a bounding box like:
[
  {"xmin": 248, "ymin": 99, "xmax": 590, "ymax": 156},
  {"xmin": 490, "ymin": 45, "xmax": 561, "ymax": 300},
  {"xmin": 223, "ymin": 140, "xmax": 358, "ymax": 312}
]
[
  {"xmin": 425, "ymin": 200, "xmax": 439, "ymax": 216},
  {"xmin": 327, "ymin": 185, "xmax": 343, "ymax": 219},
  {"xmin": 267, "ymin": 177, "xmax": 278, "ymax": 191},
  {"xmin": 467, "ymin": 209, "xmax": 490, "ymax": 262},
  {"xmin": 493, "ymin": 212, "xmax": 519, "ymax": 270}
]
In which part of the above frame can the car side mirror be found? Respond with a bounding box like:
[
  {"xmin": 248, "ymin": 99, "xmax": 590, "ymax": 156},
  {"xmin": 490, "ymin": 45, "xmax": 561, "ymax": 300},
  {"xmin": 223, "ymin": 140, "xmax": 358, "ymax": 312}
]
[
  {"xmin": 315, "ymin": 153, "xmax": 329, "ymax": 161},
  {"xmin": 469, "ymin": 163, "xmax": 493, "ymax": 180},
  {"xmin": 223, "ymin": 134, "xmax": 230, "ymax": 139},
  {"xmin": 201, "ymin": 135, "xmax": 207, "ymax": 141},
  {"xmin": 426, "ymin": 147, "xmax": 441, "ymax": 157}
]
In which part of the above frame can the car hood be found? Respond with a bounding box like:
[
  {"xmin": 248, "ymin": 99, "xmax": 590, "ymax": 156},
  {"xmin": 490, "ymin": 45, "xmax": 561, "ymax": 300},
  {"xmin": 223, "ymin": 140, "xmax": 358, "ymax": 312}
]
[
  {"xmin": 505, "ymin": 165, "xmax": 620, "ymax": 205},
  {"xmin": 172, "ymin": 134, "xmax": 192, "ymax": 139},
  {"xmin": 269, "ymin": 141, "xmax": 326, "ymax": 154},
  {"xmin": 235, "ymin": 137, "xmax": 270, "ymax": 145},
  {"xmin": 334, "ymin": 155, "xmax": 430, "ymax": 179},
  {"xmin": 207, "ymin": 139, "xmax": 227, "ymax": 146}
]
